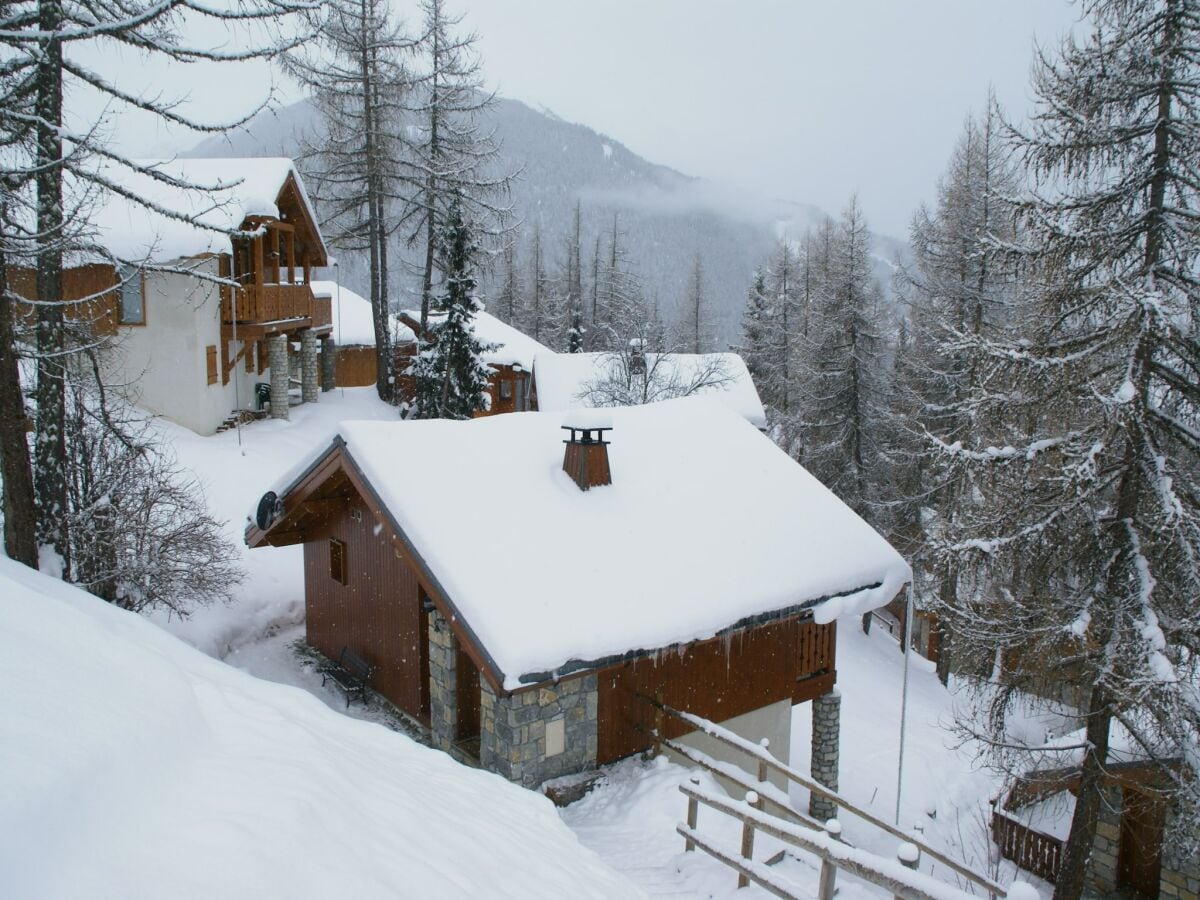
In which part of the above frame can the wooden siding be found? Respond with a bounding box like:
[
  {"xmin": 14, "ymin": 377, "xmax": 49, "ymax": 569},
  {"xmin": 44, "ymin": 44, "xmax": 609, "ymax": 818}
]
[
  {"xmin": 303, "ymin": 494, "xmax": 430, "ymax": 723},
  {"xmin": 334, "ymin": 346, "xmax": 378, "ymax": 387},
  {"xmin": 9, "ymin": 264, "xmax": 120, "ymax": 336},
  {"xmin": 595, "ymin": 616, "xmax": 837, "ymax": 765}
]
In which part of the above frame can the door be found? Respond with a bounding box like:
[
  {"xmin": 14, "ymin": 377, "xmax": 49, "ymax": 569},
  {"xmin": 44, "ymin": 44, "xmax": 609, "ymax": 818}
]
[
  {"xmin": 455, "ymin": 645, "xmax": 481, "ymax": 743},
  {"xmin": 1118, "ymin": 787, "xmax": 1165, "ymax": 898}
]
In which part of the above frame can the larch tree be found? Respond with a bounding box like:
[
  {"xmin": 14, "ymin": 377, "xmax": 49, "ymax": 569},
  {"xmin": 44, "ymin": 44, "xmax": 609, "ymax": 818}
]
[
  {"xmin": 894, "ymin": 103, "xmax": 1024, "ymax": 683},
  {"xmin": 412, "ymin": 195, "xmax": 494, "ymax": 419},
  {"xmin": 402, "ymin": 0, "xmax": 513, "ymax": 417},
  {"xmin": 679, "ymin": 252, "xmax": 707, "ymax": 354},
  {"xmin": 3, "ymin": 0, "xmax": 310, "ymax": 575},
  {"xmin": 794, "ymin": 197, "xmax": 890, "ymax": 524},
  {"xmin": 936, "ymin": 3, "xmax": 1200, "ymax": 896},
  {"xmin": 286, "ymin": 0, "xmax": 413, "ymax": 402}
]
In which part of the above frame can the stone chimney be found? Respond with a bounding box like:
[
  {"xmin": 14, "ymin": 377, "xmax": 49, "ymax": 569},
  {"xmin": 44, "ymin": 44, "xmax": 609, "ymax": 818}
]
[{"xmin": 562, "ymin": 414, "xmax": 613, "ymax": 491}]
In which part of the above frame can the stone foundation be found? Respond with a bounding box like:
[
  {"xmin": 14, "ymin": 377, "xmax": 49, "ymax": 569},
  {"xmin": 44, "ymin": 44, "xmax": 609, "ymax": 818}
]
[
  {"xmin": 320, "ymin": 337, "xmax": 336, "ymax": 392},
  {"xmin": 268, "ymin": 334, "xmax": 289, "ymax": 420},
  {"xmin": 810, "ymin": 688, "xmax": 841, "ymax": 822},
  {"xmin": 1087, "ymin": 785, "xmax": 1200, "ymax": 900},
  {"xmin": 427, "ymin": 609, "xmax": 457, "ymax": 752},
  {"xmin": 480, "ymin": 674, "xmax": 598, "ymax": 788},
  {"xmin": 300, "ymin": 329, "xmax": 319, "ymax": 403}
]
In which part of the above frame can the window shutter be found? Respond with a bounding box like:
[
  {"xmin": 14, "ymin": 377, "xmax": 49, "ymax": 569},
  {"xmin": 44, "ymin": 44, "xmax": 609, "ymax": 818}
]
[{"xmin": 206, "ymin": 345, "xmax": 218, "ymax": 385}]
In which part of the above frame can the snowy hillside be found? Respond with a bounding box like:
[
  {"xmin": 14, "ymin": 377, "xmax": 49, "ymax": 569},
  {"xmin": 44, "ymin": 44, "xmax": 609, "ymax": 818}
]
[{"xmin": 0, "ymin": 555, "xmax": 638, "ymax": 899}]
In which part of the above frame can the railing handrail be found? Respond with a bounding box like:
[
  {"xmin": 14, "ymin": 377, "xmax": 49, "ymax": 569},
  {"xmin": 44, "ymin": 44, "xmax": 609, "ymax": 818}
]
[
  {"xmin": 641, "ymin": 694, "xmax": 1006, "ymax": 898},
  {"xmin": 680, "ymin": 782, "xmax": 976, "ymax": 900}
]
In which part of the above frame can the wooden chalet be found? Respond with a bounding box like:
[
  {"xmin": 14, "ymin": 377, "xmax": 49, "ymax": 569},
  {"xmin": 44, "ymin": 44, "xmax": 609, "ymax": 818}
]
[
  {"xmin": 245, "ymin": 398, "xmax": 911, "ymax": 795},
  {"xmin": 9, "ymin": 158, "xmax": 331, "ymax": 435}
]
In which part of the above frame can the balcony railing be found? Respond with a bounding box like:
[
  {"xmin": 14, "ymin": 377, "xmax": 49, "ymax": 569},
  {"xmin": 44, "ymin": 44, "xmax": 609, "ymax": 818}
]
[{"xmin": 222, "ymin": 283, "xmax": 329, "ymax": 327}]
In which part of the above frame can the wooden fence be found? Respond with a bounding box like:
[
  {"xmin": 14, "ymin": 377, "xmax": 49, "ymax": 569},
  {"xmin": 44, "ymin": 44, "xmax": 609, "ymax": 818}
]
[{"xmin": 992, "ymin": 810, "xmax": 1061, "ymax": 884}]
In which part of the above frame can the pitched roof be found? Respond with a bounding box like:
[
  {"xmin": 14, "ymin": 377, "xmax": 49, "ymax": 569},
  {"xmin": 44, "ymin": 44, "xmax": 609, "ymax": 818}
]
[
  {"xmin": 253, "ymin": 397, "xmax": 910, "ymax": 691},
  {"xmin": 533, "ymin": 351, "xmax": 768, "ymax": 428},
  {"xmin": 399, "ymin": 308, "xmax": 553, "ymax": 370},
  {"xmin": 82, "ymin": 158, "xmax": 326, "ymax": 263}
]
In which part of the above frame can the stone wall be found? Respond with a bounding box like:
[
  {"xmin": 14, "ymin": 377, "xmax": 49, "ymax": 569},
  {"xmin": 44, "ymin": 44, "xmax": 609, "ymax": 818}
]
[
  {"xmin": 300, "ymin": 329, "xmax": 319, "ymax": 403},
  {"xmin": 268, "ymin": 334, "xmax": 289, "ymax": 420},
  {"xmin": 427, "ymin": 609, "xmax": 457, "ymax": 753},
  {"xmin": 1086, "ymin": 785, "xmax": 1200, "ymax": 900},
  {"xmin": 480, "ymin": 674, "xmax": 598, "ymax": 788},
  {"xmin": 320, "ymin": 337, "xmax": 336, "ymax": 392},
  {"xmin": 810, "ymin": 688, "xmax": 841, "ymax": 822}
]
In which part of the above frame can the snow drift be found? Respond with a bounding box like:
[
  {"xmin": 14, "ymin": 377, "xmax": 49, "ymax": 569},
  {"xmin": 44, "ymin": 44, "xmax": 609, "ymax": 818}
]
[{"xmin": 0, "ymin": 558, "xmax": 638, "ymax": 899}]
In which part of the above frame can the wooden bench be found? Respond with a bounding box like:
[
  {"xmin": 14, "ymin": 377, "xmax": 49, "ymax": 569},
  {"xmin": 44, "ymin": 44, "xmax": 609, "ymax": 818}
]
[{"xmin": 319, "ymin": 647, "xmax": 375, "ymax": 707}]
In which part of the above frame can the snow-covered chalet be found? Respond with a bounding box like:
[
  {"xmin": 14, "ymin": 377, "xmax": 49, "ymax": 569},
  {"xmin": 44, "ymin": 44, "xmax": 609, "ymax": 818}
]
[
  {"xmin": 10, "ymin": 158, "xmax": 332, "ymax": 435},
  {"xmin": 245, "ymin": 397, "xmax": 910, "ymax": 797}
]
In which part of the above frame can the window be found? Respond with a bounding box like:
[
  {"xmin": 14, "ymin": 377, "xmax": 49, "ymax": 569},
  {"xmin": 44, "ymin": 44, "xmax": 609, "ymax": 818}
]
[
  {"xmin": 205, "ymin": 345, "xmax": 218, "ymax": 385},
  {"xmin": 329, "ymin": 538, "xmax": 347, "ymax": 585},
  {"xmin": 117, "ymin": 265, "xmax": 145, "ymax": 325},
  {"xmin": 499, "ymin": 380, "xmax": 514, "ymax": 401}
]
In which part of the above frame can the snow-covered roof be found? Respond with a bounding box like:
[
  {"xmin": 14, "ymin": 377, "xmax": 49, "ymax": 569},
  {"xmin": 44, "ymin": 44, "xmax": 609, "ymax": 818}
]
[
  {"xmin": 533, "ymin": 351, "xmax": 768, "ymax": 429},
  {"xmin": 82, "ymin": 157, "xmax": 324, "ymax": 263},
  {"xmin": 0, "ymin": 557, "xmax": 638, "ymax": 897},
  {"xmin": 401, "ymin": 308, "xmax": 552, "ymax": 370},
  {"xmin": 268, "ymin": 397, "xmax": 910, "ymax": 690},
  {"xmin": 311, "ymin": 281, "xmax": 415, "ymax": 347}
]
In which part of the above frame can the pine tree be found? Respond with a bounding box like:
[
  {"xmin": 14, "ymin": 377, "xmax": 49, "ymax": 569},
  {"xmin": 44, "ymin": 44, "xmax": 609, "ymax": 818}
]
[
  {"xmin": 412, "ymin": 196, "xmax": 495, "ymax": 419},
  {"xmin": 286, "ymin": 0, "xmax": 413, "ymax": 403},
  {"xmin": 938, "ymin": 4, "xmax": 1200, "ymax": 894}
]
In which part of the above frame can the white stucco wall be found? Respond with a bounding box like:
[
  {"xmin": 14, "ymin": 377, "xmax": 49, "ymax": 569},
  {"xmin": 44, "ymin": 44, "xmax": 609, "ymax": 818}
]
[
  {"xmin": 102, "ymin": 258, "xmax": 265, "ymax": 435},
  {"xmin": 670, "ymin": 698, "xmax": 792, "ymax": 793}
]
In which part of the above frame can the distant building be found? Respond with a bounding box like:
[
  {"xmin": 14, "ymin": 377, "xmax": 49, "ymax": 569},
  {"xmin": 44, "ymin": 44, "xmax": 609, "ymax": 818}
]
[
  {"xmin": 11, "ymin": 158, "xmax": 330, "ymax": 435},
  {"xmin": 246, "ymin": 398, "xmax": 910, "ymax": 798}
]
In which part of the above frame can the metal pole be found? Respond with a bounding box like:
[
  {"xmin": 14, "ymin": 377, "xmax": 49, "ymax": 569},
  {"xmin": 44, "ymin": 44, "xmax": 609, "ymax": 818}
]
[
  {"xmin": 335, "ymin": 260, "xmax": 344, "ymax": 400},
  {"xmin": 895, "ymin": 581, "xmax": 914, "ymax": 826},
  {"xmin": 231, "ymin": 260, "xmax": 243, "ymax": 452}
]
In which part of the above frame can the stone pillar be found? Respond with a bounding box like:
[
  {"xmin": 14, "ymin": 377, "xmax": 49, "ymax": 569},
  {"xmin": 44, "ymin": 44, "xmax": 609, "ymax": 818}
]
[
  {"xmin": 427, "ymin": 608, "xmax": 458, "ymax": 752},
  {"xmin": 268, "ymin": 333, "xmax": 289, "ymax": 420},
  {"xmin": 321, "ymin": 337, "xmax": 336, "ymax": 392},
  {"xmin": 479, "ymin": 674, "xmax": 599, "ymax": 788},
  {"xmin": 301, "ymin": 328, "xmax": 319, "ymax": 404},
  {"xmin": 810, "ymin": 688, "xmax": 841, "ymax": 822}
]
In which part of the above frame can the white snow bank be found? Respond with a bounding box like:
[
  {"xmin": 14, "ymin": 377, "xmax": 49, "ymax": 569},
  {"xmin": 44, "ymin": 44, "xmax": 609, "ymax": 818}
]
[
  {"xmin": 533, "ymin": 351, "xmax": 768, "ymax": 429},
  {"xmin": 82, "ymin": 158, "xmax": 322, "ymax": 263},
  {"xmin": 401, "ymin": 307, "xmax": 552, "ymax": 369},
  {"xmin": 312, "ymin": 281, "xmax": 415, "ymax": 347},
  {"xmin": 0, "ymin": 557, "xmax": 639, "ymax": 899},
  {"xmin": 275, "ymin": 397, "xmax": 909, "ymax": 688}
]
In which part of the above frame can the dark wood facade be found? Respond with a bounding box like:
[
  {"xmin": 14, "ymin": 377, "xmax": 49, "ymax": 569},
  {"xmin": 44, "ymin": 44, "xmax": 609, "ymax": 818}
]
[
  {"xmin": 247, "ymin": 440, "xmax": 842, "ymax": 766},
  {"xmin": 10, "ymin": 263, "xmax": 124, "ymax": 335},
  {"xmin": 595, "ymin": 615, "xmax": 836, "ymax": 764}
]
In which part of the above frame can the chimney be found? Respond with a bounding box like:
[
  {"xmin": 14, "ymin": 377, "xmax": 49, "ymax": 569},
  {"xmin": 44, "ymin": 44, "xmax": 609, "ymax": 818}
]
[{"xmin": 562, "ymin": 414, "xmax": 613, "ymax": 491}]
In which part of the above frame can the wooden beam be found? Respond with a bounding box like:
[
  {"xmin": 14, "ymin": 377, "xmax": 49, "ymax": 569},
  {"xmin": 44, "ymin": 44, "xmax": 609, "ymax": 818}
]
[
  {"xmin": 288, "ymin": 229, "xmax": 296, "ymax": 285},
  {"xmin": 270, "ymin": 226, "xmax": 280, "ymax": 285},
  {"xmin": 223, "ymin": 340, "xmax": 252, "ymax": 381}
]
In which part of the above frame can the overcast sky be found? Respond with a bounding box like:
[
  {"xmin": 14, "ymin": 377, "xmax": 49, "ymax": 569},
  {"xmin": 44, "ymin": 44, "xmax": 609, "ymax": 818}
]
[{"xmin": 114, "ymin": 1, "xmax": 1084, "ymax": 239}]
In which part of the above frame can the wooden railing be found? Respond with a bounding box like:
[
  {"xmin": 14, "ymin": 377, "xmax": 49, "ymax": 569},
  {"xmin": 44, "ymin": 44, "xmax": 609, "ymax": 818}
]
[
  {"xmin": 679, "ymin": 780, "xmax": 975, "ymax": 900},
  {"xmin": 992, "ymin": 809, "xmax": 1061, "ymax": 884},
  {"xmin": 643, "ymin": 696, "xmax": 1007, "ymax": 900},
  {"xmin": 222, "ymin": 283, "xmax": 320, "ymax": 324}
]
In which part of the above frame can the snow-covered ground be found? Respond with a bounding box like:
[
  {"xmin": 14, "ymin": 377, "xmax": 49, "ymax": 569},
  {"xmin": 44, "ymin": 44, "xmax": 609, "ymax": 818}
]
[
  {"xmin": 75, "ymin": 389, "xmax": 1045, "ymax": 898},
  {"xmin": 0, "ymin": 557, "xmax": 639, "ymax": 899}
]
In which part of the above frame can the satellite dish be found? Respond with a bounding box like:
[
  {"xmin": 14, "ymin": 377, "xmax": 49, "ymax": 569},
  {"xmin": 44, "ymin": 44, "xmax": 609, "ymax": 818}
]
[{"xmin": 256, "ymin": 491, "xmax": 284, "ymax": 531}]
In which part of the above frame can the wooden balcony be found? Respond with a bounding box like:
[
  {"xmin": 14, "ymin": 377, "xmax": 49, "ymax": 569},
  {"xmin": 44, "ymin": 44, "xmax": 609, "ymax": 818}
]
[{"xmin": 221, "ymin": 283, "xmax": 332, "ymax": 336}]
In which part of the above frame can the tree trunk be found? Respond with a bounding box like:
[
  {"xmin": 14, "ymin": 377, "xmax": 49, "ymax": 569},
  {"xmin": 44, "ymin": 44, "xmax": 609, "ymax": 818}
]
[
  {"xmin": 1054, "ymin": 689, "xmax": 1111, "ymax": 900},
  {"xmin": 34, "ymin": 1, "xmax": 69, "ymax": 575},
  {"xmin": 0, "ymin": 249, "xmax": 38, "ymax": 567}
]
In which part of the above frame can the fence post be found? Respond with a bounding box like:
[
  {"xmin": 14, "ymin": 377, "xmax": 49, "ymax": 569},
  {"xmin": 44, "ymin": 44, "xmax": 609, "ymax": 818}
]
[
  {"xmin": 757, "ymin": 737, "xmax": 770, "ymax": 787},
  {"xmin": 653, "ymin": 688, "xmax": 665, "ymax": 756},
  {"xmin": 818, "ymin": 819, "xmax": 841, "ymax": 900},
  {"xmin": 684, "ymin": 776, "xmax": 700, "ymax": 853},
  {"xmin": 894, "ymin": 842, "xmax": 920, "ymax": 900},
  {"xmin": 738, "ymin": 791, "xmax": 758, "ymax": 889}
]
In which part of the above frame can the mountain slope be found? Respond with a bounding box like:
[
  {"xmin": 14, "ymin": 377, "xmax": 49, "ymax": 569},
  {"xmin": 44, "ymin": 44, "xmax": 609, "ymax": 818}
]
[{"xmin": 187, "ymin": 95, "xmax": 900, "ymax": 346}]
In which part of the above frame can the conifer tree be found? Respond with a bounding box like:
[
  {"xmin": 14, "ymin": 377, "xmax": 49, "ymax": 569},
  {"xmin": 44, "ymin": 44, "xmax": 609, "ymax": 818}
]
[
  {"xmin": 937, "ymin": 4, "xmax": 1200, "ymax": 893},
  {"xmin": 412, "ymin": 196, "xmax": 495, "ymax": 419}
]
